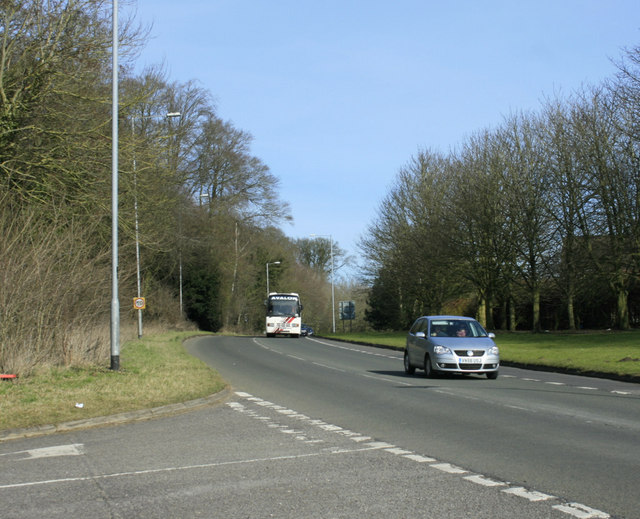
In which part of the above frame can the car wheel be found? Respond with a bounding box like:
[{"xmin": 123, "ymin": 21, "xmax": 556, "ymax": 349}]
[
  {"xmin": 486, "ymin": 371, "xmax": 499, "ymax": 380},
  {"xmin": 424, "ymin": 354, "xmax": 436, "ymax": 378},
  {"xmin": 404, "ymin": 350, "xmax": 415, "ymax": 375}
]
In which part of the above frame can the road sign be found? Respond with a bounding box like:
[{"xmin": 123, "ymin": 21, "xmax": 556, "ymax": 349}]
[
  {"xmin": 133, "ymin": 297, "xmax": 146, "ymax": 310},
  {"xmin": 339, "ymin": 300, "xmax": 355, "ymax": 320}
]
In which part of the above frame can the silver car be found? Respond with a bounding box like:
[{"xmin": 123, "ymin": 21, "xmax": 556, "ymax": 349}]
[{"xmin": 404, "ymin": 316, "xmax": 499, "ymax": 379}]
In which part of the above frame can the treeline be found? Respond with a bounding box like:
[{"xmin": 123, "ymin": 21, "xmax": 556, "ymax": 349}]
[
  {"xmin": 360, "ymin": 44, "xmax": 640, "ymax": 332},
  {"xmin": 0, "ymin": 1, "xmax": 344, "ymax": 373}
]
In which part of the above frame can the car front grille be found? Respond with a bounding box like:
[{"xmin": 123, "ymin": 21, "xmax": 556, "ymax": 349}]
[
  {"xmin": 459, "ymin": 363, "xmax": 484, "ymax": 370},
  {"xmin": 454, "ymin": 350, "xmax": 485, "ymax": 357}
]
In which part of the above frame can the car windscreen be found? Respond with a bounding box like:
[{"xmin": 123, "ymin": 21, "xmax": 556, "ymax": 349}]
[{"xmin": 429, "ymin": 319, "xmax": 488, "ymax": 338}]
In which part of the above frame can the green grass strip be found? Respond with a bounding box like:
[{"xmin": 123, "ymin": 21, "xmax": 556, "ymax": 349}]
[
  {"xmin": 0, "ymin": 332, "xmax": 226, "ymax": 432},
  {"xmin": 325, "ymin": 330, "xmax": 640, "ymax": 378}
]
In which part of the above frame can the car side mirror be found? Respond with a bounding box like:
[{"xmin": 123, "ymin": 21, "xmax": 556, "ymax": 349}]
[
  {"xmin": 416, "ymin": 331, "xmax": 426, "ymax": 339},
  {"xmin": 488, "ymin": 332, "xmax": 496, "ymax": 339}
]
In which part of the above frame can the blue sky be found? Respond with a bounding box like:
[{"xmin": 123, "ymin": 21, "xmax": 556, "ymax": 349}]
[{"xmin": 126, "ymin": 0, "xmax": 640, "ymax": 278}]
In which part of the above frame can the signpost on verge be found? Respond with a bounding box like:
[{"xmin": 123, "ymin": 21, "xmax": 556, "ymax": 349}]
[
  {"xmin": 339, "ymin": 300, "xmax": 355, "ymax": 332},
  {"xmin": 133, "ymin": 297, "xmax": 146, "ymax": 311}
]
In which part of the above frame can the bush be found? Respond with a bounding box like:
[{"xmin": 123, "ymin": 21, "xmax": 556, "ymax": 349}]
[{"xmin": 0, "ymin": 199, "xmax": 111, "ymax": 374}]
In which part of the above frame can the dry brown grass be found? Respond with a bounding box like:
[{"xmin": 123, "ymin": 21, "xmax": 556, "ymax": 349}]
[
  {"xmin": 0, "ymin": 331, "xmax": 226, "ymax": 432},
  {"xmin": 0, "ymin": 202, "xmax": 113, "ymax": 374}
]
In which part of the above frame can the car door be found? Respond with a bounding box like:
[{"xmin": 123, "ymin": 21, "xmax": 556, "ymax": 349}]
[
  {"xmin": 407, "ymin": 317, "xmax": 427, "ymax": 365},
  {"xmin": 414, "ymin": 318, "xmax": 430, "ymax": 361}
]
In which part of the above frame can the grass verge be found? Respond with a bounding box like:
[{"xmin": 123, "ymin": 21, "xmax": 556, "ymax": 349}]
[
  {"xmin": 324, "ymin": 330, "xmax": 640, "ymax": 380},
  {"xmin": 0, "ymin": 332, "xmax": 226, "ymax": 432}
]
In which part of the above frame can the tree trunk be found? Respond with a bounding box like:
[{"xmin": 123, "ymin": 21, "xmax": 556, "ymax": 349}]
[
  {"xmin": 566, "ymin": 292, "xmax": 576, "ymax": 331},
  {"xmin": 477, "ymin": 292, "xmax": 487, "ymax": 328},
  {"xmin": 509, "ymin": 295, "xmax": 517, "ymax": 331},
  {"xmin": 617, "ymin": 288, "xmax": 629, "ymax": 330},
  {"xmin": 532, "ymin": 285, "xmax": 541, "ymax": 332}
]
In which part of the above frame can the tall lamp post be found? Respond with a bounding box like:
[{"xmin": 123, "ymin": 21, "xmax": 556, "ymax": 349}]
[
  {"xmin": 132, "ymin": 112, "xmax": 181, "ymax": 339},
  {"xmin": 310, "ymin": 234, "xmax": 335, "ymax": 333},
  {"xmin": 111, "ymin": 0, "xmax": 120, "ymax": 370},
  {"xmin": 266, "ymin": 261, "xmax": 281, "ymax": 297}
]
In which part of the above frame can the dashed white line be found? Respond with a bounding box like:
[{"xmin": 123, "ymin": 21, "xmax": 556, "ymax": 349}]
[
  {"xmin": 385, "ymin": 448, "xmax": 413, "ymax": 456},
  {"xmin": 230, "ymin": 391, "xmax": 613, "ymax": 519},
  {"xmin": 506, "ymin": 405, "xmax": 532, "ymax": 411},
  {"xmin": 464, "ymin": 474, "xmax": 507, "ymax": 487},
  {"xmin": 403, "ymin": 454, "xmax": 436, "ymax": 463},
  {"xmin": 431, "ymin": 463, "xmax": 468, "ymax": 474},
  {"xmin": 311, "ymin": 361, "xmax": 345, "ymax": 372},
  {"xmin": 364, "ymin": 441, "xmax": 395, "ymax": 449},
  {"xmin": 502, "ymin": 486, "xmax": 555, "ymax": 501},
  {"xmin": 319, "ymin": 424, "xmax": 344, "ymax": 432},
  {"xmin": 552, "ymin": 502, "xmax": 610, "ymax": 518},
  {"xmin": 306, "ymin": 337, "xmax": 398, "ymax": 360}
]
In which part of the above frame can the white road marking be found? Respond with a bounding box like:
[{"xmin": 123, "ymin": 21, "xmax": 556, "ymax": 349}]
[
  {"xmin": 320, "ymin": 424, "xmax": 344, "ymax": 432},
  {"xmin": 2, "ymin": 444, "xmax": 84, "ymax": 460},
  {"xmin": 431, "ymin": 463, "xmax": 468, "ymax": 474},
  {"xmin": 0, "ymin": 452, "xmax": 325, "ymax": 490},
  {"xmin": 385, "ymin": 448, "xmax": 413, "ymax": 455},
  {"xmin": 464, "ymin": 474, "xmax": 507, "ymax": 487},
  {"xmin": 306, "ymin": 336, "xmax": 398, "ymax": 360},
  {"xmin": 403, "ymin": 454, "xmax": 436, "ymax": 463},
  {"xmin": 311, "ymin": 361, "xmax": 345, "ymax": 372},
  {"xmin": 364, "ymin": 441, "xmax": 395, "ymax": 449},
  {"xmin": 502, "ymin": 486, "xmax": 555, "ymax": 501},
  {"xmin": 231, "ymin": 373, "xmax": 621, "ymax": 517},
  {"xmin": 552, "ymin": 502, "xmax": 610, "ymax": 518},
  {"xmin": 506, "ymin": 405, "xmax": 532, "ymax": 411},
  {"xmin": 229, "ymin": 392, "xmax": 616, "ymax": 517},
  {"xmin": 348, "ymin": 436, "xmax": 372, "ymax": 442}
]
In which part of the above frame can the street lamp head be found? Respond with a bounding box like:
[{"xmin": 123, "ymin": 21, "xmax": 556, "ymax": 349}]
[{"xmin": 166, "ymin": 112, "xmax": 181, "ymax": 118}]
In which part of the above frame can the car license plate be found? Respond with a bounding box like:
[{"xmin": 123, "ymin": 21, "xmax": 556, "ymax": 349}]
[{"xmin": 458, "ymin": 357, "xmax": 482, "ymax": 364}]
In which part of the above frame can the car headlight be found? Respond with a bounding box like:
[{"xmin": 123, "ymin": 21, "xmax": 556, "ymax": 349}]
[
  {"xmin": 488, "ymin": 346, "xmax": 499, "ymax": 356},
  {"xmin": 433, "ymin": 345, "xmax": 452, "ymax": 355}
]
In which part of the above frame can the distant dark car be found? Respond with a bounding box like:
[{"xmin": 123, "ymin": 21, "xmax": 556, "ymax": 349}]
[
  {"xmin": 301, "ymin": 324, "xmax": 314, "ymax": 337},
  {"xmin": 404, "ymin": 315, "xmax": 499, "ymax": 379}
]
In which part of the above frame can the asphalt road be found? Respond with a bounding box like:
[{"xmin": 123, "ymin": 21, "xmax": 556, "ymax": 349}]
[
  {"xmin": 186, "ymin": 335, "xmax": 640, "ymax": 519},
  {"xmin": 1, "ymin": 334, "xmax": 638, "ymax": 518}
]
